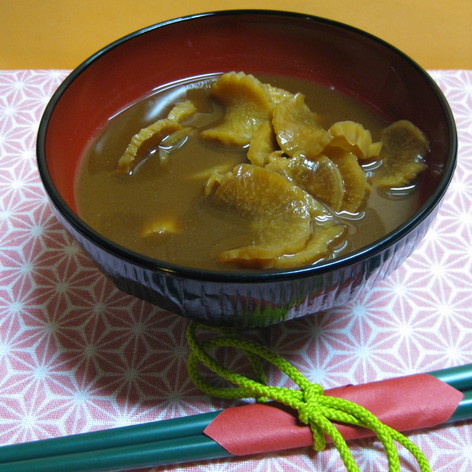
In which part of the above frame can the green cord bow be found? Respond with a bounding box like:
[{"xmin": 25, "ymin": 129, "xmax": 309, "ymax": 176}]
[{"xmin": 186, "ymin": 322, "xmax": 431, "ymax": 472}]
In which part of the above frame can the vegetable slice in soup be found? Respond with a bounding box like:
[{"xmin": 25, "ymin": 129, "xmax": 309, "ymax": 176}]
[{"xmin": 75, "ymin": 72, "xmax": 429, "ymax": 271}]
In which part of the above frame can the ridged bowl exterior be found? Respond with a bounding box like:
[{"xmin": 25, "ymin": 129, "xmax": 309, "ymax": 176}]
[
  {"xmin": 49, "ymin": 199, "xmax": 438, "ymax": 327},
  {"xmin": 37, "ymin": 11, "xmax": 457, "ymax": 328}
]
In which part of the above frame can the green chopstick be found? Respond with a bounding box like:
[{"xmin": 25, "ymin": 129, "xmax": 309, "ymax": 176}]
[
  {"xmin": 446, "ymin": 390, "xmax": 472, "ymax": 423},
  {"xmin": 428, "ymin": 364, "xmax": 472, "ymax": 392}
]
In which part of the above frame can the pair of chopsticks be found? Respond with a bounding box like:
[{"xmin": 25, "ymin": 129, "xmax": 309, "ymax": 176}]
[
  {"xmin": 0, "ymin": 410, "xmax": 231, "ymax": 471},
  {"xmin": 430, "ymin": 364, "xmax": 472, "ymax": 422},
  {"xmin": 1, "ymin": 364, "xmax": 471, "ymax": 472}
]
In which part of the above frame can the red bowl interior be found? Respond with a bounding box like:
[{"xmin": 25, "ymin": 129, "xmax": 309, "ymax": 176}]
[{"xmin": 43, "ymin": 11, "xmax": 454, "ymax": 216}]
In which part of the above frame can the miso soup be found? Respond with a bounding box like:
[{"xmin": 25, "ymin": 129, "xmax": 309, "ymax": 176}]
[{"xmin": 75, "ymin": 73, "xmax": 427, "ymax": 271}]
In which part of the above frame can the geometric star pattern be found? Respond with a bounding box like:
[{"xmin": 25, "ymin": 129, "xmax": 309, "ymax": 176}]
[{"xmin": 1, "ymin": 69, "xmax": 471, "ymax": 471}]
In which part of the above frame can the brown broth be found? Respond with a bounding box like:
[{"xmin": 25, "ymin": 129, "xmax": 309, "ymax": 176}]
[{"xmin": 75, "ymin": 73, "xmax": 421, "ymax": 271}]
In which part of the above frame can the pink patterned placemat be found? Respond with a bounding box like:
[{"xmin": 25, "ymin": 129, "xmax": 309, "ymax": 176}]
[{"xmin": 1, "ymin": 70, "xmax": 471, "ymax": 471}]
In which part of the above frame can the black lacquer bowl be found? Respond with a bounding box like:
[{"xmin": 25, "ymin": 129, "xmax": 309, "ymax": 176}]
[{"xmin": 37, "ymin": 10, "xmax": 457, "ymax": 327}]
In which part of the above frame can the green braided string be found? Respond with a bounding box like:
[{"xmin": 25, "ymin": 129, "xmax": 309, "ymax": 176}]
[{"xmin": 186, "ymin": 322, "xmax": 431, "ymax": 472}]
